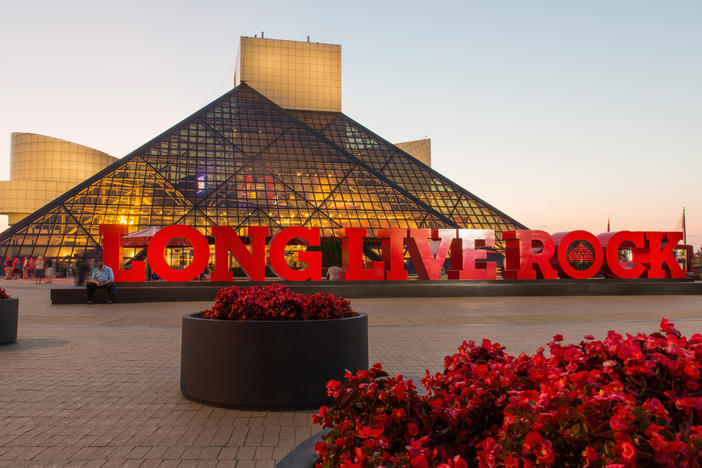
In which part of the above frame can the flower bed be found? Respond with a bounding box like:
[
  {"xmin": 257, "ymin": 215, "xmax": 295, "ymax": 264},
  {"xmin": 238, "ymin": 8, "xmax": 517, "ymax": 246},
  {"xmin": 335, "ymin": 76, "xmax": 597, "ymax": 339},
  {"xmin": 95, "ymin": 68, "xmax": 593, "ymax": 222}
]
[
  {"xmin": 0, "ymin": 286, "xmax": 9, "ymax": 300},
  {"xmin": 313, "ymin": 319, "xmax": 701, "ymax": 467},
  {"xmin": 181, "ymin": 285, "xmax": 367, "ymax": 408},
  {"xmin": 201, "ymin": 284, "xmax": 356, "ymax": 320}
]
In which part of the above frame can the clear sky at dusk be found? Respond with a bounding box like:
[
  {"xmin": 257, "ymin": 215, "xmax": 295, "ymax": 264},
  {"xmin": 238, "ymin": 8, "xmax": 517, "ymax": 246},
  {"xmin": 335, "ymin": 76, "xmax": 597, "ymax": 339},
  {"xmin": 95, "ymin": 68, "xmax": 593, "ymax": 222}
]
[{"xmin": 1, "ymin": 1, "xmax": 700, "ymax": 247}]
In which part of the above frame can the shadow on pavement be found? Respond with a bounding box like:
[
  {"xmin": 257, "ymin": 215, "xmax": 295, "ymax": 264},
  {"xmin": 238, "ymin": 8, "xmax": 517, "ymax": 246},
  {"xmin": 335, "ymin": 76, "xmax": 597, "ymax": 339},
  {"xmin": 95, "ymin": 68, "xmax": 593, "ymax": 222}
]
[{"xmin": 0, "ymin": 337, "xmax": 69, "ymax": 351}]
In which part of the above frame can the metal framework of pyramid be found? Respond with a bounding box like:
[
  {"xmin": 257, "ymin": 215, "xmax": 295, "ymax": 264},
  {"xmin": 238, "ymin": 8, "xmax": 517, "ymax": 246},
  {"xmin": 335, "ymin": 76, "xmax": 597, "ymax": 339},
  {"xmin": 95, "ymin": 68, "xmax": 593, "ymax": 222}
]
[{"xmin": 0, "ymin": 83, "xmax": 526, "ymax": 259}]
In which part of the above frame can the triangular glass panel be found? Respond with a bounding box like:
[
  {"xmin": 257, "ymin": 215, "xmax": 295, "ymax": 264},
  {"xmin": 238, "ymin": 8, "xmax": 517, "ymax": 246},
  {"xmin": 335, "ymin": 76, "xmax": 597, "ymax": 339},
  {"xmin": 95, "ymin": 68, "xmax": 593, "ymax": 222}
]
[
  {"xmin": 288, "ymin": 110, "xmax": 340, "ymax": 133},
  {"xmin": 61, "ymin": 157, "xmax": 193, "ymax": 240},
  {"xmin": 200, "ymin": 86, "xmax": 293, "ymax": 156},
  {"xmin": 145, "ymin": 123, "xmax": 249, "ymax": 200},
  {"xmin": 321, "ymin": 115, "xmax": 396, "ymax": 171},
  {"xmin": 318, "ymin": 114, "xmax": 525, "ymax": 245},
  {"xmin": 197, "ymin": 156, "xmax": 318, "ymax": 235},
  {"xmin": 0, "ymin": 205, "xmax": 100, "ymax": 258}
]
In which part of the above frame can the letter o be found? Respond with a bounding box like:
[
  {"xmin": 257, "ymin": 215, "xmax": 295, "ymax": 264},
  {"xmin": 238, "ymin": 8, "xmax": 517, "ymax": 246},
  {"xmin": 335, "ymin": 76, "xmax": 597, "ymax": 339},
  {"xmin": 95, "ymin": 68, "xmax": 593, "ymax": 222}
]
[
  {"xmin": 554, "ymin": 230, "xmax": 603, "ymax": 279},
  {"xmin": 147, "ymin": 225, "xmax": 209, "ymax": 282}
]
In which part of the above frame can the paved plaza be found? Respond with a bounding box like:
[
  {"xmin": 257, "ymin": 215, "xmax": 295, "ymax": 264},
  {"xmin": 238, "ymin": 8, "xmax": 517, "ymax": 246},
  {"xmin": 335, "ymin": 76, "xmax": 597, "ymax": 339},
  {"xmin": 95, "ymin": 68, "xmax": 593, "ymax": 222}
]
[{"xmin": 1, "ymin": 279, "xmax": 701, "ymax": 467}]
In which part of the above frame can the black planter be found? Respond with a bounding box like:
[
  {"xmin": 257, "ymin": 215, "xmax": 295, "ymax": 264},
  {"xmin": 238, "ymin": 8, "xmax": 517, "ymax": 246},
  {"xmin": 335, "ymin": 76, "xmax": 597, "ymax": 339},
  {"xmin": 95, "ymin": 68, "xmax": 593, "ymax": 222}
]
[
  {"xmin": 180, "ymin": 312, "xmax": 368, "ymax": 409},
  {"xmin": 0, "ymin": 298, "xmax": 19, "ymax": 345}
]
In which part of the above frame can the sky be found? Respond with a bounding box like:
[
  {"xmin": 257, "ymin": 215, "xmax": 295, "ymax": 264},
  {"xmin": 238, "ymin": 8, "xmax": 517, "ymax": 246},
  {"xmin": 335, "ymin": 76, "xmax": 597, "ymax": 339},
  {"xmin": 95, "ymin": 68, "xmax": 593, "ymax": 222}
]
[{"xmin": 0, "ymin": 0, "xmax": 700, "ymax": 248}]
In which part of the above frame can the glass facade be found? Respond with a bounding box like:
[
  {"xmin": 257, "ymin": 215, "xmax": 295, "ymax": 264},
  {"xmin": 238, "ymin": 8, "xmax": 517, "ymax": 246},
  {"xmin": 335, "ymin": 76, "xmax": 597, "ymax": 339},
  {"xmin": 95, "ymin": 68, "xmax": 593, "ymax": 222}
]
[{"xmin": 0, "ymin": 83, "xmax": 526, "ymax": 260}]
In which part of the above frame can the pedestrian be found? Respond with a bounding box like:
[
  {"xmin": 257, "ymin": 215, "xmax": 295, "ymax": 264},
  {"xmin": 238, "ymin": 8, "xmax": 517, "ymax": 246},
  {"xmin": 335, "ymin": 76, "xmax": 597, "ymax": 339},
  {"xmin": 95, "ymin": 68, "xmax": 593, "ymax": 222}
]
[
  {"xmin": 58, "ymin": 258, "xmax": 66, "ymax": 278},
  {"xmin": 22, "ymin": 257, "xmax": 29, "ymax": 279},
  {"xmin": 45, "ymin": 258, "xmax": 54, "ymax": 284},
  {"xmin": 29, "ymin": 257, "xmax": 37, "ymax": 279},
  {"xmin": 326, "ymin": 264, "xmax": 343, "ymax": 281},
  {"xmin": 88, "ymin": 258, "xmax": 96, "ymax": 278},
  {"xmin": 76, "ymin": 260, "xmax": 89, "ymax": 286},
  {"xmin": 3, "ymin": 257, "xmax": 12, "ymax": 279},
  {"xmin": 12, "ymin": 258, "xmax": 19, "ymax": 279},
  {"xmin": 35, "ymin": 256, "xmax": 45, "ymax": 284}
]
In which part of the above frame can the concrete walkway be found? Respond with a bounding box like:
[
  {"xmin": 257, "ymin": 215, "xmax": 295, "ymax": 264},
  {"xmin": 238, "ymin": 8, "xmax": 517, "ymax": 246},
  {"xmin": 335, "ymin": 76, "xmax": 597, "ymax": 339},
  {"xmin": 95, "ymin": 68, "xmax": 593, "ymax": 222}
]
[{"xmin": 1, "ymin": 279, "xmax": 701, "ymax": 467}]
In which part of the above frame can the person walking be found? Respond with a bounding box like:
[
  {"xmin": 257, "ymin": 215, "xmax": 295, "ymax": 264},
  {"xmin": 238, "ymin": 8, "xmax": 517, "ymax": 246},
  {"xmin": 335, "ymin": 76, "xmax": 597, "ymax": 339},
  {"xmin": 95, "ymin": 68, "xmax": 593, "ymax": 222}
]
[
  {"xmin": 29, "ymin": 257, "xmax": 37, "ymax": 279},
  {"xmin": 3, "ymin": 257, "xmax": 12, "ymax": 279},
  {"xmin": 34, "ymin": 256, "xmax": 45, "ymax": 284},
  {"xmin": 75, "ymin": 260, "xmax": 88, "ymax": 286},
  {"xmin": 88, "ymin": 258, "xmax": 96, "ymax": 278},
  {"xmin": 45, "ymin": 258, "xmax": 54, "ymax": 284},
  {"xmin": 22, "ymin": 257, "xmax": 29, "ymax": 279},
  {"xmin": 12, "ymin": 258, "xmax": 19, "ymax": 279}
]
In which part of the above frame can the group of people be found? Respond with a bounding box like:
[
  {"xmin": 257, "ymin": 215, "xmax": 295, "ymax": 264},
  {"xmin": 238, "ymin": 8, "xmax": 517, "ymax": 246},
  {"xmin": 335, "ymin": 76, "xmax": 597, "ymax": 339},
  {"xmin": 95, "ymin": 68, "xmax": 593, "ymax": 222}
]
[
  {"xmin": 3, "ymin": 256, "xmax": 54, "ymax": 283},
  {"xmin": 2, "ymin": 256, "xmax": 97, "ymax": 286},
  {"xmin": 2, "ymin": 255, "xmax": 116, "ymax": 303}
]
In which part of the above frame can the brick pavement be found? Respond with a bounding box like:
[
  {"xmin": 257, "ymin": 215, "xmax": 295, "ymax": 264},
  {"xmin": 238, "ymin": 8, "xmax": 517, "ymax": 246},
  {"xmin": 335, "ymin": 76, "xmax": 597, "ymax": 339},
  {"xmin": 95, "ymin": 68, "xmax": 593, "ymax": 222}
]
[{"xmin": 0, "ymin": 279, "xmax": 701, "ymax": 467}]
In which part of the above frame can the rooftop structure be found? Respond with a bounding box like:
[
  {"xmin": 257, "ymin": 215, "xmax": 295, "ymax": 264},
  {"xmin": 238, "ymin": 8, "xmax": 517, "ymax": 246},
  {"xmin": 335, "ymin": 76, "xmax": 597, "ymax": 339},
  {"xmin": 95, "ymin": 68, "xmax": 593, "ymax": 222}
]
[
  {"xmin": 234, "ymin": 36, "xmax": 341, "ymax": 112},
  {"xmin": 394, "ymin": 138, "xmax": 431, "ymax": 167},
  {"xmin": 0, "ymin": 38, "xmax": 524, "ymax": 260},
  {"xmin": 0, "ymin": 133, "xmax": 116, "ymax": 225}
]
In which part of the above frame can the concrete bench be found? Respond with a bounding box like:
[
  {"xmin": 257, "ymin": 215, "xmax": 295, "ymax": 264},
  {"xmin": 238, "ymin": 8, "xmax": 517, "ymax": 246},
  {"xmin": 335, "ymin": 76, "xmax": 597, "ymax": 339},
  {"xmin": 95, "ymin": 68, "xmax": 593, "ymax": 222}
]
[{"xmin": 49, "ymin": 279, "xmax": 702, "ymax": 304}]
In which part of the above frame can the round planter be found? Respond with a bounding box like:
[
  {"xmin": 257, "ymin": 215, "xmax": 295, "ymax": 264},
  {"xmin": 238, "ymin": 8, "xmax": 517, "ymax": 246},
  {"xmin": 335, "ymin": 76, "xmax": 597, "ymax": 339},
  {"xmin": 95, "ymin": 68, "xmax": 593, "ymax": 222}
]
[
  {"xmin": 180, "ymin": 312, "xmax": 368, "ymax": 409},
  {"xmin": 0, "ymin": 298, "xmax": 19, "ymax": 345}
]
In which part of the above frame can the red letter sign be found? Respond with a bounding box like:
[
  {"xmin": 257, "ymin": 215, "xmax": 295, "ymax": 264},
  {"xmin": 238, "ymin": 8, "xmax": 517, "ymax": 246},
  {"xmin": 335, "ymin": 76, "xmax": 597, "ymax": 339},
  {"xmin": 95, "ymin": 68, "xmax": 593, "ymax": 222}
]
[
  {"xmin": 448, "ymin": 229, "xmax": 496, "ymax": 280},
  {"xmin": 211, "ymin": 226, "xmax": 269, "ymax": 281},
  {"xmin": 268, "ymin": 227, "xmax": 322, "ymax": 281},
  {"xmin": 640, "ymin": 231, "xmax": 685, "ymax": 278},
  {"xmin": 378, "ymin": 228, "xmax": 408, "ymax": 280},
  {"xmin": 598, "ymin": 231, "xmax": 646, "ymax": 279},
  {"xmin": 406, "ymin": 229, "xmax": 455, "ymax": 280},
  {"xmin": 553, "ymin": 230, "xmax": 604, "ymax": 279},
  {"xmin": 503, "ymin": 230, "xmax": 557, "ymax": 279},
  {"xmin": 147, "ymin": 225, "xmax": 209, "ymax": 282},
  {"xmin": 100, "ymin": 224, "xmax": 145, "ymax": 282},
  {"xmin": 338, "ymin": 227, "xmax": 384, "ymax": 281}
]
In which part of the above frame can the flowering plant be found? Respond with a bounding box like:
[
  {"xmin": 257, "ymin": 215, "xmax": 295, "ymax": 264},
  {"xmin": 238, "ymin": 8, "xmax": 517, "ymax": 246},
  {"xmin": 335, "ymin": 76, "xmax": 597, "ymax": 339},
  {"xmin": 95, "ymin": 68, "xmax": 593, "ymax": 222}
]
[
  {"xmin": 314, "ymin": 319, "xmax": 701, "ymax": 467},
  {"xmin": 201, "ymin": 284, "xmax": 356, "ymax": 321},
  {"xmin": 0, "ymin": 286, "xmax": 9, "ymax": 299}
]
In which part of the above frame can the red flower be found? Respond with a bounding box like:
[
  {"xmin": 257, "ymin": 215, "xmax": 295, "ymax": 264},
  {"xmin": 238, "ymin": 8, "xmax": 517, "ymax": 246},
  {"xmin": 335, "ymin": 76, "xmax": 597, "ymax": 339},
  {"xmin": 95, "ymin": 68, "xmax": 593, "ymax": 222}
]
[
  {"xmin": 202, "ymin": 285, "xmax": 356, "ymax": 321},
  {"xmin": 392, "ymin": 408, "xmax": 406, "ymax": 420},
  {"xmin": 617, "ymin": 441, "xmax": 636, "ymax": 462},
  {"xmin": 609, "ymin": 414, "xmax": 630, "ymax": 431},
  {"xmin": 535, "ymin": 439, "xmax": 554, "ymax": 464},
  {"xmin": 313, "ymin": 320, "xmax": 700, "ymax": 467},
  {"xmin": 584, "ymin": 446, "xmax": 598, "ymax": 463},
  {"xmin": 410, "ymin": 454, "xmax": 428, "ymax": 468},
  {"xmin": 524, "ymin": 431, "xmax": 543, "ymax": 449}
]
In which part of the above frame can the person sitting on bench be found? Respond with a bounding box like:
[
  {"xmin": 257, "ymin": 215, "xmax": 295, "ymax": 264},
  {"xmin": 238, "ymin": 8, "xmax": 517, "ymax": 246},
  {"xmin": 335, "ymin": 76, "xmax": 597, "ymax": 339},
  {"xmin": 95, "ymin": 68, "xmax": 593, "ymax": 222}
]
[{"xmin": 86, "ymin": 261, "xmax": 115, "ymax": 304}]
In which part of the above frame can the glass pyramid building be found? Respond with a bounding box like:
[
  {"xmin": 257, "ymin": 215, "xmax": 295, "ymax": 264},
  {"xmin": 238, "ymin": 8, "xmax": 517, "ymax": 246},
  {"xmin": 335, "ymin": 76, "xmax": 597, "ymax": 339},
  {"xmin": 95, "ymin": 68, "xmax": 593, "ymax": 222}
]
[{"xmin": 0, "ymin": 83, "xmax": 526, "ymax": 261}]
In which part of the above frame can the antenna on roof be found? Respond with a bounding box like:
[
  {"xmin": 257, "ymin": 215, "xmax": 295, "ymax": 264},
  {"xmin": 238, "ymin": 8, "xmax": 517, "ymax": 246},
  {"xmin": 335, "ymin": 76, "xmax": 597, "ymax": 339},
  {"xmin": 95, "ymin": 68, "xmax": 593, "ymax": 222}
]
[
  {"xmin": 307, "ymin": 35, "xmax": 310, "ymax": 42},
  {"xmin": 261, "ymin": 31, "xmax": 264, "ymax": 38}
]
